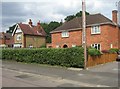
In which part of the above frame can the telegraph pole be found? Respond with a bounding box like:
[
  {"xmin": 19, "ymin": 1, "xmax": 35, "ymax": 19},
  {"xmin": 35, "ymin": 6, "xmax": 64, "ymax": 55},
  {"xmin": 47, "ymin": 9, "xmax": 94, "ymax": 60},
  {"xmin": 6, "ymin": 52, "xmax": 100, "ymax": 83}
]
[
  {"xmin": 82, "ymin": 0, "xmax": 87, "ymax": 69},
  {"xmin": 118, "ymin": 1, "xmax": 120, "ymax": 25}
]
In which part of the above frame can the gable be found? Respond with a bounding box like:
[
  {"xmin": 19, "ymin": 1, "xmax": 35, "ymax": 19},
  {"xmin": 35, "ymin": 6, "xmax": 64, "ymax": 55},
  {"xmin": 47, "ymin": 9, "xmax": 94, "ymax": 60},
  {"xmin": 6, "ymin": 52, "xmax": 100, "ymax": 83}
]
[
  {"xmin": 15, "ymin": 25, "xmax": 22, "ymax": 33},
  {"xmin": 12, "ymin": 24, "xmax": 23, "ymax": 36}
]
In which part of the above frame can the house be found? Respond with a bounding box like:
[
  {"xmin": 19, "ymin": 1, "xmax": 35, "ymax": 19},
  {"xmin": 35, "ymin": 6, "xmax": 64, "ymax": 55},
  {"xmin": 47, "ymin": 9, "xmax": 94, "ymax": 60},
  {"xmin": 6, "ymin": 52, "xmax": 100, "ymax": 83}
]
[
  {"xmin": 49, "ymin": 10, "xmax": 120, "ymax": 51},
  {"xmin": 0, "ymin": 32, "xmax": 14, "ymax": 47},
  {"xmin": 12, "ymin": 19, "xmax": 46, "ymax": 48}
]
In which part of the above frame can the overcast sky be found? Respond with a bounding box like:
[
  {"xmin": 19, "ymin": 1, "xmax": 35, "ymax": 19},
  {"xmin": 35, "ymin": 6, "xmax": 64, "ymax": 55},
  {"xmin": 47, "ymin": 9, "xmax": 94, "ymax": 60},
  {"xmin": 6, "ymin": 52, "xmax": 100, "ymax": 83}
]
[{"xmin": 1, "ymin": 0, "xmax": 119, "ymax": 32}]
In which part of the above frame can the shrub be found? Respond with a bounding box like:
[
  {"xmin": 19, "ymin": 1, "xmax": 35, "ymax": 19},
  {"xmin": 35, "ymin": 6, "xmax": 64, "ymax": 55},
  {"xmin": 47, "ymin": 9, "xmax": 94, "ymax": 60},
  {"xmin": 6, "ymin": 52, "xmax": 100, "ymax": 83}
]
[
  {"xmin": 40, "ymin": 44, "xmax": 46, "ymax": 48},
  {"xmin": 88, "ymin": 47, "xmax": 101, "ymax": 56},
  {"xmin": 109, "ymin": 48, "xmax": 119, "ymax": 53},
  {"xmin": 2, "ymin": 47, "xmax": 84, "ymax": 68}
]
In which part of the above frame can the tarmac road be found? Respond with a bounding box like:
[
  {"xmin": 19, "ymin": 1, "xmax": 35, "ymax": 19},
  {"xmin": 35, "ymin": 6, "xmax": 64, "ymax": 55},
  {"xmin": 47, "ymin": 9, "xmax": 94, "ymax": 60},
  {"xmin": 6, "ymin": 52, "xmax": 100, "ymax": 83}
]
[{"xmin": 1, "ymin": 60, "xmax": 120, "ymax": 87}]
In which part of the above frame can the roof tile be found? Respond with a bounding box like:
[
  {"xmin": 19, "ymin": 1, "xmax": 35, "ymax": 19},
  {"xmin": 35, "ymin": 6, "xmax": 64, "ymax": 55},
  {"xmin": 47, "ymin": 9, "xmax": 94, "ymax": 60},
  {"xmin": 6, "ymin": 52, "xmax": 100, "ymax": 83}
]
[
  {"xmin": 51, "ymin": 14, "xmax": 114, "ymax": 33},
  {"xmin": 18, "ymin": 23, "xmax": 46, "ymax": 36}
]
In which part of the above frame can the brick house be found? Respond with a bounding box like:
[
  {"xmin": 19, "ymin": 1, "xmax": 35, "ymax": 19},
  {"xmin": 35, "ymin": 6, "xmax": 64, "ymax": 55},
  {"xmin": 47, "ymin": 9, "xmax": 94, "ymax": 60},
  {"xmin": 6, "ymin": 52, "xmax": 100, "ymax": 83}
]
[
  {"xmin": 0, "ymin": 32, "xmax": 14, "ymax": 47},
  {"xmin": 12, "ymin": 19, "xmax": 46, "ymax": 48},
  {"xmin": 49, "ymin": 10, "xmax": 120, "ymax": 51}
]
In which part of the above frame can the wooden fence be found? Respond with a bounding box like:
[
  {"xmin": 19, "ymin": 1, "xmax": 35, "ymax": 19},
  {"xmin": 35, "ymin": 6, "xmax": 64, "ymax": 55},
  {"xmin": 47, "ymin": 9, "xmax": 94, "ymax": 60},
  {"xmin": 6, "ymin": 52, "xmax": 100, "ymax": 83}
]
[{"xmin": 87, "ymin": 53, "xmax": 117, "ymax": 67}]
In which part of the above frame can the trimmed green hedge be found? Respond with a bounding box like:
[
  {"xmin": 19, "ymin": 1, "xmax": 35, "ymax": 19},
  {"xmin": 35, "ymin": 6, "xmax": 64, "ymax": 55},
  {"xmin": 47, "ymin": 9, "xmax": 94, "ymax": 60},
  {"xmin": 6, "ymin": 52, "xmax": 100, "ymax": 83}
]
[
  {"xmin": 2, "ymin": 47, "xmax": 84, "ymax": 68},
  {"xmin": 88, "ymin": 47, "xmax": 101, "ymax": 56},
  {"xmin": 109, "ymin": 48, "xmax": 119, "ymax": 53}
]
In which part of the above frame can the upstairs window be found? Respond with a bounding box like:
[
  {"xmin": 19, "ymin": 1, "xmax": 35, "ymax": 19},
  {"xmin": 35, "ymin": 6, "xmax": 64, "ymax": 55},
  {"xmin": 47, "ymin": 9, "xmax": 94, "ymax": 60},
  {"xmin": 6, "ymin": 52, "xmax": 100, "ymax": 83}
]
[
  {"xmin": 91, "ymin": 25, "xmax": 100, "ymax": 34},
  {"xmin": 61, "ymin": 31, "xmax": 69, "ymax": 38},
  {"xmin": 91, "ymin": 44, "xmax": 101, "ymax": 50},
  {"xmin": 16, "ymin": 34, "xmax": 22, "ymax": 41}
]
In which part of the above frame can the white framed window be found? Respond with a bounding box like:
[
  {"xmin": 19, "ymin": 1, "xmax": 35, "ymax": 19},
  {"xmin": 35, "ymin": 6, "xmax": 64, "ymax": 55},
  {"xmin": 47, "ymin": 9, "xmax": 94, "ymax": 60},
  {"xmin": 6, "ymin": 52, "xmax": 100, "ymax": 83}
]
[
  {"xmin": 91, "ymin": 25, "xmax": 100, "ymax": 34},
  {"xmin": 72, "ymin": 44, "xmax": 76, "ymax": 47},
  {"xmin": 110, "ymin": 44, "xmax": 113, "ymax": 48},
  {"xmin": 16, "ymin": 34, "xmax": 22, "ymax": 41},
  {"xmin": 61, "ymin": 31, "xmax": 69, "ymax": 37},
  {"xmin": 56, "ymin": 45, "xmax": 60, "ymax": 48},
  {"xmin": 91, "ymin": 43, "xmax": 101, "ymax": 50},
  {"xmin": 14, "ymin": 43, "xmax": 22, "ymax": 48}
]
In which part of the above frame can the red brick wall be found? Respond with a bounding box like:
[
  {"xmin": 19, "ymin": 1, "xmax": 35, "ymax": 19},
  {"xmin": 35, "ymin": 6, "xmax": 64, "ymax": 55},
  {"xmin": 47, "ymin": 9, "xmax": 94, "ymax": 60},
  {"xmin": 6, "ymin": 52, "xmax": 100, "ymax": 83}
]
[
  {"xmin": 0, "ymin": 39, "xmax": 5, "ymax": 44},
  {"xmin": 86, "ymin": 25, "xmax": 119, "ymax": 50},
  {"xmin": 51, "ymin": 30, "xmax": 82, "ymax": 48},
  {"xmin": 51, "ymin": 25, "xmax": 119, "ymax": 50},
  {"xmin": 118, "ymin": 27, "xmax": 120, "ymax": 49},
  {"xmin": 87, "ymin": 25, "xmax": 109, "ymax": 50},
  {"xmin": 108, "ymin": 25, "xmax": 119, "ymax": 49}
]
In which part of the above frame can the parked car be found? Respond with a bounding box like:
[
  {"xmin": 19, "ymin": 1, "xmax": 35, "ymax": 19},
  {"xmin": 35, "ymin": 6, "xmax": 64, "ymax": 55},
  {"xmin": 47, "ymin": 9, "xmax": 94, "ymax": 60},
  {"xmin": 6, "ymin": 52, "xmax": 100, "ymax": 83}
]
[{"xmin": 116, "ymin": 50, "xmax": 120, "ymax": 61}]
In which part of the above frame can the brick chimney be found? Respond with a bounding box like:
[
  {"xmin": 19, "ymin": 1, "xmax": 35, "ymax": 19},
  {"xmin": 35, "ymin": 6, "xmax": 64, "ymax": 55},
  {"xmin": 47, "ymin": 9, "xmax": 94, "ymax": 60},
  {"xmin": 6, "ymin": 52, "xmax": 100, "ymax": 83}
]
[
  {"xmin": 28, "ymin": 19, "xmax": 33, "ymax": 27},
  {"xmin": 112, "ymin": 10, "xmax": 118, "ymax": 24},
  {"xmin": 37, "ymin": 21, "xmax": 41, "ymax": 30},
  {"xmin": 37, "ymin": 20, "xmax": 41, "ymax": 26},
  {"xmin": 37, "ymin": 20, "xmax": 42, "ymax": 32}
]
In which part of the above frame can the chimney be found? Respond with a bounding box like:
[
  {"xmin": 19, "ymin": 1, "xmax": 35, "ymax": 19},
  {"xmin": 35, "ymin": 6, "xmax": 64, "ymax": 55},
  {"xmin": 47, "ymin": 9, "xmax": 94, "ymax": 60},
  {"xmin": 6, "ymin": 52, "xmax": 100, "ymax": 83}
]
[
  {"xmin": 37, "ymin": 20, "xmax": 41, "ymax": 26},
  {"xmin": 112, "ymin": 10, "xmax": 118, "ymax": 24},
  {"xmin": 28, "ymin": 19, "xmax": 33, "ymax": 26},
  {"xmin": 37, "ymin": 20, "xmax": 42, "ymax": 32}
]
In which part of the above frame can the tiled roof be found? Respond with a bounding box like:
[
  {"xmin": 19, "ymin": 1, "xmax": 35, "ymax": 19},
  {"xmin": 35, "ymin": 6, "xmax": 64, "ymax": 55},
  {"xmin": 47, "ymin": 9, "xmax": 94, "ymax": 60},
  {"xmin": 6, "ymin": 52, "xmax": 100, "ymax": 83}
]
[
  {"xmin": 18, "ymin": 23, "xmax": 46, "ymax": 36},
  {"xmin": 0, "ymin": 32, "xmax": 14, "ymax": 45},
  {"xmin": 0, "ymin": 32, "xmax": 12, "ymax": 39},
  {"xmin": 51, "ymin": 13, "xmax": 115, "ymax": 33}
]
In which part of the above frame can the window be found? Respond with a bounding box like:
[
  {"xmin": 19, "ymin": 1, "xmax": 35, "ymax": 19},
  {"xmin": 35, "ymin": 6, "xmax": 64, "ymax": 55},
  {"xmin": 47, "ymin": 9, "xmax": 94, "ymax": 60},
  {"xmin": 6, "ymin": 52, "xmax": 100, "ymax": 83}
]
[
  {"xmin": 110, "ymin": 44, "xmax": 113, "ymax": 48},
  {"xmin": 56, "ymin": 45, "xmax": 60, "ymax": 48},
  {"xmin": 61, "ymin": 31, "xmax": 69, "ymax": 37},
  {"xmin": 72, "ymin": 44, "xmax": 76, "ymax": 47},
  {"xmin": 16, "ymin": 34, "xmax": 22, "ymax": 41},
  {"xmin": 91, "ymin": 44, "xmax": 101, "ymax": 50},
  {"xmin": 91, "ymin": 25, "xmax": 100, "ymax": 34},
  {"xmin": 14, "ymin": 43, "xmax": 22, "ymax": 48}
]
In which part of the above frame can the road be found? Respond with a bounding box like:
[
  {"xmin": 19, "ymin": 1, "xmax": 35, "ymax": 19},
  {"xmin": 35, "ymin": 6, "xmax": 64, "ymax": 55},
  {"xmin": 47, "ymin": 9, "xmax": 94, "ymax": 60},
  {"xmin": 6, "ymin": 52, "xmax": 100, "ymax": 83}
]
[{"xmin": 1, "ymin": 60, "xmax": 120, "ymax": 88}]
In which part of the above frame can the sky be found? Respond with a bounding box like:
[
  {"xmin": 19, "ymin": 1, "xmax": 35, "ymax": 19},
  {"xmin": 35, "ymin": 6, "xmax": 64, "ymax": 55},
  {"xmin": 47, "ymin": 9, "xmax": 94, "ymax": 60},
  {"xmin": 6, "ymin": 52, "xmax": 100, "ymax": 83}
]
[{"xmin": 0, "ymin": 0, "xmax": 120, "ymax": 32}]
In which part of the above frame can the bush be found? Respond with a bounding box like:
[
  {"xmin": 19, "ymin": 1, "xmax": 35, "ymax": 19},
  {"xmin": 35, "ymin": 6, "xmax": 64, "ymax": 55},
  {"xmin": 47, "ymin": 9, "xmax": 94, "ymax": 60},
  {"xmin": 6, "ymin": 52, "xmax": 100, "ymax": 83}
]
[
  {"xmin": 2, "ymin": 47, "xmax": 84, "ymax": 68},
  {"xmin": 88, "ymin": 47, "xmax": 101, "ymax": 56},
  {"xmin": 40, "ymin": 44, "xmax": 46, "ymax": 48},
  {"xmin": 109, "ymin": 48, "xmax": 119, "ymax": 53}
]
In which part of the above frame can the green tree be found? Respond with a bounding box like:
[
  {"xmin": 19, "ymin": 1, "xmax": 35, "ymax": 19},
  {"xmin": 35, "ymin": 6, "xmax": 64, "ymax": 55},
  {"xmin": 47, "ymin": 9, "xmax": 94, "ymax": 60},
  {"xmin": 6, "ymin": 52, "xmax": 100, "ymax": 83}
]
[
  {"xmin": 64, "ymin": 15, "xmax": 75, "ymax": 22},
  {"xmin": 75, "ymin": 11, "xmax": 89, "ymax": 17},
  {"xmin": 6, "ymin": 24, "xmax": 16, "ymax": 33},
  {"xmin": 64, "ymin": 11, "xmax": 90, "ymax": 22},
  {"xmin": 41, "ymin": 21, "xmax": 61, "ymax": 43},
  {"xmin": 40, "ymin": 23, "xmax": 49, "ymax": 34}
]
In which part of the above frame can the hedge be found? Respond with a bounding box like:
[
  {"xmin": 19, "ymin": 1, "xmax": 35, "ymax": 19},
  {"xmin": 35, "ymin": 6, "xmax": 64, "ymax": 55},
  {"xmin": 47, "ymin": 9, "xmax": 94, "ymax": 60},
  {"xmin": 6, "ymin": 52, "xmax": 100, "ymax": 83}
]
[
  {"xmin": 88, "ymin": 47, "xmax": 101, "ymax": 56},
  {"xmin": 109, "ymin": 48, "xmax": 119, "ymax": 53},
  {"xmin": 1, "ymin": 47, "xmax": 84, "ymax": 68}
]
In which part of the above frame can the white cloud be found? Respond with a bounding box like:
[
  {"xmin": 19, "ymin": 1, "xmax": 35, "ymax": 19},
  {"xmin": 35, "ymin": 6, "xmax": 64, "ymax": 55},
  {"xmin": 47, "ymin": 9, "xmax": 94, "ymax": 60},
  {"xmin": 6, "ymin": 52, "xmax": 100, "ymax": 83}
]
[{"xmin": 1, "ymin": 0, "xmax": 119, "ymax": 32}]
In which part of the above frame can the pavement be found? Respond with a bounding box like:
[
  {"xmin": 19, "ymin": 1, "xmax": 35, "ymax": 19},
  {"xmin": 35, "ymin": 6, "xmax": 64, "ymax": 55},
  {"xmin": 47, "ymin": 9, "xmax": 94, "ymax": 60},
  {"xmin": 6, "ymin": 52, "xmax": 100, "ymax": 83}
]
[{"xmin": 1, "ymin": 60, "xmax": 120, "ymax": 87}]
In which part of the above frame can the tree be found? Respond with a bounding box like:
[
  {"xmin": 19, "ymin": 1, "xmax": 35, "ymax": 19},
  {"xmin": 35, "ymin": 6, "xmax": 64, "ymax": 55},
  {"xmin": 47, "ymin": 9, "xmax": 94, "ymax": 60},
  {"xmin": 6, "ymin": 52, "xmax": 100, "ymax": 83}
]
[
  {"xmin": 64, "ymin": 15, "xmax": 75, "ymax": 22},
  {"xmin": 6, "ymin": 24, "xmax": 16, "ymax": 33},
  {"xmin": 40, "ymin": 23, "xmax": 49, "ymax": 34},
  {"xmin": 64, "ymin": 11, "xmax": 90, "ymax": 22},
  {"xmin": 41, "ymin": 21, "xmax": 61, "ymax": 43},
  {"xmin": 76, "ymin": 11, "xmax": 89, "ymax": 17}
]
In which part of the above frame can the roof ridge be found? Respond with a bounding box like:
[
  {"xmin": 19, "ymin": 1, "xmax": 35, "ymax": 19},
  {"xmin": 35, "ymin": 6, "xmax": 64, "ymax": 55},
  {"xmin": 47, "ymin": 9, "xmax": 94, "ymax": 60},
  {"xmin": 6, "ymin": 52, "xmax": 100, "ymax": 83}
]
[{"xmin": 51, "ymin": 13, "xmax": 116, "ymax": 33}]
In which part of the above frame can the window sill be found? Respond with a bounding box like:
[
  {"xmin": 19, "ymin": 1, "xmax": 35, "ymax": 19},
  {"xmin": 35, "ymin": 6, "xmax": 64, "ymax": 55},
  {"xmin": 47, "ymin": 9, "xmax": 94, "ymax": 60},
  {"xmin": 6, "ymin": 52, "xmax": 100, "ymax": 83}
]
[
  {"xmin": 61, "ymin": 36, "xmax": 69, "ymax": 38},
  {"xmin": 91, "ymin": 33, "xmax": 101, "ymax": 35}
]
